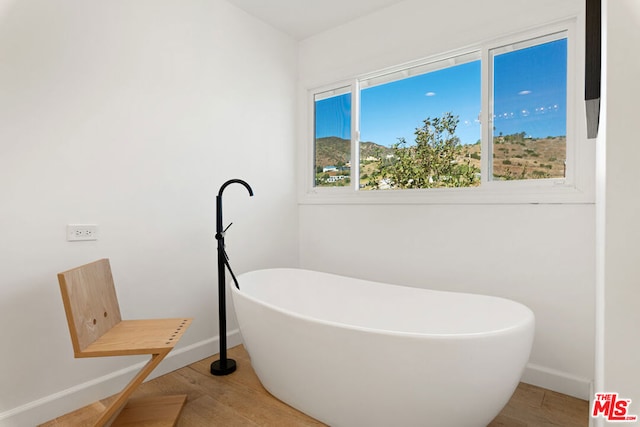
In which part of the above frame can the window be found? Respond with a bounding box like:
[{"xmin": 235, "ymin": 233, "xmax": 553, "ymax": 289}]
[
  {"xmin": 314, "ymin": 87, "xmax": 351, "ymax": 187},
  {"xmin": 308, "ymin": 23, "xmax": 584, "ymax": 203},
  {"xmin": 359, "ymin": 52, "xmax": 481, "ymax": 190},
  {"xmin": 490, "ymin": 34, "xmax": 568, "ymax": 181}
]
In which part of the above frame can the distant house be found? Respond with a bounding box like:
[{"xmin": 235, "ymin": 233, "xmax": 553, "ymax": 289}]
[
  {"xmin": 323, "ymin": 166, "xmax": 338, "ymax": 173},
  {"xmin": 378, "ymin": 178, "xmax": 392, "ymax": 189}
]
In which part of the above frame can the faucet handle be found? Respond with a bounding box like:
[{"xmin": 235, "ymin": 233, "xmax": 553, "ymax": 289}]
[{"xmin": 215, "ymin": 223, "xmax": 233, "ymax": 241}]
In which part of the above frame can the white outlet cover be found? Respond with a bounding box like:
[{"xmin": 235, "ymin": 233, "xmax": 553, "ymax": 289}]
[{"xmin": 67, "ymin": 224, "xmax": 99, "ymax": 241}]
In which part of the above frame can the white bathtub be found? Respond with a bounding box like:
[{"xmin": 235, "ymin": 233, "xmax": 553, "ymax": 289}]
[{"xmin": 231, "ymin": 268, "xmax": 534, "ymax": 427}]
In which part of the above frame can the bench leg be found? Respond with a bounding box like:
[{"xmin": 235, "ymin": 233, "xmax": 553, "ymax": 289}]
[
  {"xmin": 111, "ymin": 394, "xmax": 187, "ymax": 427},
  {"xmin": 93, "ymin": 350, "xmax": 186, "ymax": 427}
]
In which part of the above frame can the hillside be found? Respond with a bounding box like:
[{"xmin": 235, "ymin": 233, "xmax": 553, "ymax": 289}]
[
  {"xmin": 461, "ymin": 135, "xmax": 566, "ymax": 180},
  {"xmin": 315, "ymin": 137, "xmax": 392, "ymax": 168},
  {"xmin": 316, "ymin": 134, "xmax": 566, "ymax": 184}
]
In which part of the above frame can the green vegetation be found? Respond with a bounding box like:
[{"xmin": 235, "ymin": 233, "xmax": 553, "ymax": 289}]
[{"xmin": 366, "ymin": 112, "xmax": 479, "ymax": 189}]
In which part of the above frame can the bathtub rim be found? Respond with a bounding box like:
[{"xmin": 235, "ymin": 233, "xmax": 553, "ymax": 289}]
[{"xmin": 232, "ymin": 268, "xmax": 535, "ymax": 340}]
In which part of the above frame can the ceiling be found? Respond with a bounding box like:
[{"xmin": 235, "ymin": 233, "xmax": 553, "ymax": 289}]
[{"xmin": 225, "ymin": 0, "xmax": 407, "ymax": 40}]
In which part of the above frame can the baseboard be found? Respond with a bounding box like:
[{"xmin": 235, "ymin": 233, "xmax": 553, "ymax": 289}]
[
  {"xmin": 522, "ymin": 362, "xmax": 592, "ymax": 400},
  {"xmin": 0, "ymin": 330, "xmax": 242, "ymax": 427}
]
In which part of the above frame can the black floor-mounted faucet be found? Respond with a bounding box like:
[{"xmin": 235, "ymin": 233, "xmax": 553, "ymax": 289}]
[{"xmin": 210, "ymin": 178, "xmax": 253, "ymax": 376}]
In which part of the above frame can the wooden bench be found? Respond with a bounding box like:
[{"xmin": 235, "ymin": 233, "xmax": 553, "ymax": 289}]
[{"xmin": 57, "ymin": 258, "xmax": 193, "ymax": 426}]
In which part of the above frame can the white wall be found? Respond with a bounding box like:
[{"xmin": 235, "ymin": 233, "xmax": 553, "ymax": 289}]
[
  {"xmin": 601, "ymin": 0, "xmax": 640, "ymax": 420},
  {"xmin": 298, "ymin": 0, "xmax": 595, "ymax": 399},
  {"xmin": 0, "ymin": 0, "xmax": 298, "ymax": 425}
]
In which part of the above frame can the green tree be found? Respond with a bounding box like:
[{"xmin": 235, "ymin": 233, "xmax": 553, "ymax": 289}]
[{"xmin": 367, "ymin": 112, "xmax": 479, "ymax": 189}]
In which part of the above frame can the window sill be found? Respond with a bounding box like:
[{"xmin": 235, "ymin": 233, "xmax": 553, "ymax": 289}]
[{"xmin": 298, "ymin": 181, "xmax": 594, "ymax": 205}]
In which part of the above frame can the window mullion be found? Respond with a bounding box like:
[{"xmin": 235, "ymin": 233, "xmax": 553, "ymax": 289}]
[
  {"xmin": 351, "ymin": 80, "xmax": 361, "ymax": 191},
  {"xmin": 481, "ymin": 45, "xmax": 492, "ymax": 185}
]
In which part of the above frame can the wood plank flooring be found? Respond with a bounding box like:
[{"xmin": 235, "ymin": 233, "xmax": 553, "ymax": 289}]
[{"xmin": 40, "ymin": 345, "xmax": 589, "ymax": 426}]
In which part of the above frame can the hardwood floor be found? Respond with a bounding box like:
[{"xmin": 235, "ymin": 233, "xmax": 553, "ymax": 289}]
[{"xmin": 40, "ymin": 345, "xmax": 589, "ymax": 426}]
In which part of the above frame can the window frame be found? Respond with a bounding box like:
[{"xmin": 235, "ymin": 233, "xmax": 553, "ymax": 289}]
[{"xmin": 302, "ymin": 19, "xmax": 592, "ymax": 205}]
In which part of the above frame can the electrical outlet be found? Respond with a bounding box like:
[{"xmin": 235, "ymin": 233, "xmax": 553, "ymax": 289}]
[{"xmin": 67, "ymin": 224, "xmax": 98, "ymax": 241}]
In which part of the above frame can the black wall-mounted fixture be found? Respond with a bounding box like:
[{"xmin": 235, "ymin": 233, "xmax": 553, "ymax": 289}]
[
  {"xmin": 585, "ymin": 0, "xmax": 602, "ymax": 139},
  {"xmin": 210, "ymin": 178, "xmax": 253, "ymax": 376}
]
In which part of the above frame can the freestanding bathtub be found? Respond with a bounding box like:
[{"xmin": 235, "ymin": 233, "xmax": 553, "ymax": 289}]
[{"xmin": 231, "ymin": 268, "xmax": 534, "ymax": 427}]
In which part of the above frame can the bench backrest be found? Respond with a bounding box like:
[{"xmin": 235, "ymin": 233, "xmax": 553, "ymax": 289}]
[{"xmin": 58, "ymin": 258, "xmax": 122, "ymax": 355}]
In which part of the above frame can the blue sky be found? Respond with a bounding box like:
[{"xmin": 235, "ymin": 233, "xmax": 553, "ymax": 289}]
[
  {"xmin": 493, "ymin": 38, "xmax": 567, "ymax": 138},
  {"xmin": 361, "ymin": 60, "xmax": 481, "ymax": 146},
  {"xmin": 315, "ymin": 38, "xmax": 566, "ymax": 146},
  {"xmin": 314, "ymin": 92, "xmax": 352, "ymax": 141}
]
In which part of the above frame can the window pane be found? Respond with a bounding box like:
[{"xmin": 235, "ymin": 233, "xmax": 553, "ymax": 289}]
[
  {"xmin": 314, "ymin": 89, "xmax": 351, "ymax": 187},
  {"xmin": 359, "ymin": 58, "xmax": 481, "ymax": 190},
  {"xmin": 491, "ymin": 37, "xmax": 567, "ymax": 181}
]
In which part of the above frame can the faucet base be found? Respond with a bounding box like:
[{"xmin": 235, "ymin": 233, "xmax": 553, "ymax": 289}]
[{"xmin": 211, "ymin": 358, "xmax": 237, "ymax": 376}]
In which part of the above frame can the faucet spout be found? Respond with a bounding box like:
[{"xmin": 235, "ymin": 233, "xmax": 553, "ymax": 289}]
[
  {"xmin": 216, "ymin": 179, "xmax": 253, "ymax": 240},
  {"xmin": 218, "ymin": 178, "xmax": 254, "ymax": 198}
]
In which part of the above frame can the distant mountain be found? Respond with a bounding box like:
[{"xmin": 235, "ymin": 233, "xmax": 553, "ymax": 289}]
[
  {"xmin": 459, "ymin": 135, "xmax": 567, "ymax": 180},
  {"xmin": 489, "ymin": 136, "xmax": 566, "ymax": 180},
  {"xmin": 316, "ymin": 134, "xmax": 566, "ymax": 181},
  {"xmin": 315, "ymin": 137, "xmax": 392, "ymax": 168}
]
